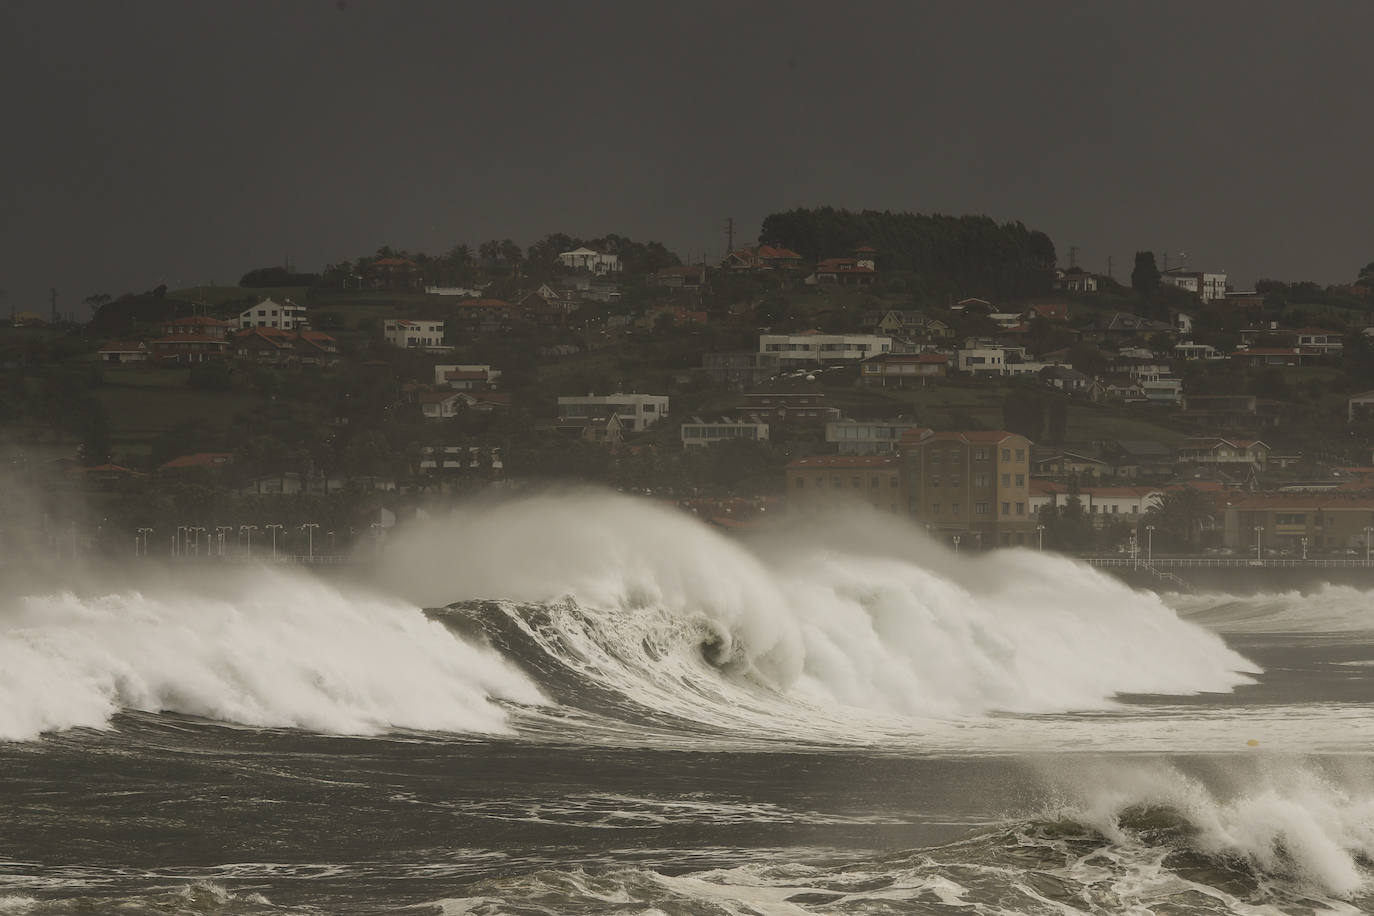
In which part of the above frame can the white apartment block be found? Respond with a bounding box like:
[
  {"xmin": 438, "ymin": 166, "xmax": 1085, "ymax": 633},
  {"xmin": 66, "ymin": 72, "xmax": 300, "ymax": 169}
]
[
  {"xmin": 557, "ymin": 393, "xmax": 668, "ymax": 432},
  {"xmin": 1162, "ymin": 269, "xmax": 1228, "ymax": 302},
  {"xmin": 758, "ymin": 333, "xmax": 892, "ymax": 367},
  {"xmin": 956, "ymin": 341, "xmax": 1050, "ymax": 377},
  {"xmin": 384, "ymin": 319, "xmax": 445, "ymax": 348},
  {"xmin": 239, "ymin": 298, "xmax": 308, "ymax": 330}
]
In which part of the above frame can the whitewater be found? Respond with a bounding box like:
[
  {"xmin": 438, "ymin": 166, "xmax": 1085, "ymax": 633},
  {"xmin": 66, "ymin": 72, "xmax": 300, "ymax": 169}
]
[{"xmin": 1, "ymin": 490, "xmax": 1371, "ymax": 914}]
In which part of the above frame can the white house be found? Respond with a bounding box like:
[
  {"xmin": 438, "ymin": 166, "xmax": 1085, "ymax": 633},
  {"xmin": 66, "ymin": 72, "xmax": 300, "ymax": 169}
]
[
  {"xmin": 1030, "ymin": 482, "xmax": 1163, "ymax": 521},
  {"xmin": 1175, "ymin": 341, "xmax": 1223, "ymax": 360},
  {"xmin": 384, "ymin": 319, "xmax": 445, "ymax": 349},
  {"xmin": 558, "ymin": 247, "xmax": 622, "ymax": 275},
  {"xmin": 956, "ymin": 340, "xmax": 1051, "ymax": 377},
  {"xmin": 1140, "ymin": 376, "xmax": 1184, "ymax": 407},
  {"xmin": 680, "ymin": 417, "xmax": 769, "ymax": 447},
  {"xmin": 239, "ymin": 298, "xmax": 308, "ymax": 330},
  {"xmin": 557, "ymin": 393, "xmax": 668, "ymax": 432},
  {"xmin": 758, "ymin": 333, "xmax": 892, "ymax": 367}
]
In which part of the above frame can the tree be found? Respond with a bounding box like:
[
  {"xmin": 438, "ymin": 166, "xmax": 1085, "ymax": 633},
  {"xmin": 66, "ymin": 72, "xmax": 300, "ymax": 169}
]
[
  {"xmin": 1002, "ymin": 388, "xmax": 1045, "ymax": 441},
  {"xmin": 83, "ymin": 292, "xmax": 112, "ymax": 318},
  {"xmin": 1145, "ymin": 487, "xmax": 1215, "ymax": 551},
  {"xmin": 1046, "ymin": 399, "xmax": 1068, "ymax": 445},
  {"xmin": 1131, "ymin": 251, "xmax": 1160, "ymax": 295}
]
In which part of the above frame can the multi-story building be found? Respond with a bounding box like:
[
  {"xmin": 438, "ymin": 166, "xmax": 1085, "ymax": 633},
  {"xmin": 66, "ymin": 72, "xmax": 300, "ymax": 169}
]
[
  {"xmin": 238, "ymin": 298, "xmax": 308, "ymax": 330},
  {"xmin": 825, "ymin": 419, "xmax": 922, "ymax": 455},
  {"xmin": 1224, "ymin": 494, "xmax": 1374, "ymax": 552},
  {"xmin": 785, "ymin": 455, "xmax": 906, "ymax": 514},
  {"xmin": 1161, "ymin": 268, "xmax": 1228, "ymax": 302},
  {"xmin": 558, "ymin": 247, "xmax": 621, "ymax": 274},
  {"xmin": 384, "ymin": 319, "xmax": 445, "ymax": 349},
  {"xmin": 148, "ymin": 316, "xmax": 234, "ymax": 364},
  {"xmin": 680, "ymin": 417, "xmax": 769, "ymax": 448},
  {"xmin": 557, "ymin": 393, "xmax": 667, "ymax": 432},
  {"xmin": 900, "ymin": 428, "xmax": 1035, "ymax": 547},
  {"xmin": 1029, "ymin": 482, "xmax": 1164, "ymax": 525},
  {"xmin": 734, "ymin": 393, "xmax": 842, "ymax": 427},
  {"xmin": 758, "ymin": 332, "xmax": 892, "ymax": 368}
]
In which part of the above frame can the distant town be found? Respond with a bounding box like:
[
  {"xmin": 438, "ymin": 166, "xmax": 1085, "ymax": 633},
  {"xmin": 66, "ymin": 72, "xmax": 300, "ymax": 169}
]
[{"xmin": 5, "ymin": 208, "xmax": 1374, "ymax": 564}]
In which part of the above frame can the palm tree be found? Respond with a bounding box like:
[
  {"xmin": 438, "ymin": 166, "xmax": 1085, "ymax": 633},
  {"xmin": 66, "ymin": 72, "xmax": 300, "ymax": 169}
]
[{"xmin": 1145, "ymin": 486, "xmax": 1215, "ymax": 550}]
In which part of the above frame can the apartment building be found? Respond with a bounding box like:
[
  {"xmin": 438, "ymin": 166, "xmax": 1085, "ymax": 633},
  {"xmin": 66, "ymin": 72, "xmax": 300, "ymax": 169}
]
[
  {"xmin": 785, "ymin": 456, "xmax": 906, "ymax": 514},
  {"xmin": 900, "ymin": 428, "xmax": 1035, "ymax": 547},
  {"xmin": 238, "ymin": 298, "xmax": 308, "ymax": 330},
  {"xmin": 681, "ymin": 417, "xmax": 769, "ymax": 447},
  {"xmin": 826, "ymin": 419, "xmax": 922, "ymax": 455}
]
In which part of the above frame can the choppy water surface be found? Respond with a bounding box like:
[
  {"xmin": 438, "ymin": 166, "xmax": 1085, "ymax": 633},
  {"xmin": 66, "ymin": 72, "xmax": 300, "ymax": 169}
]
[{"xmin": 2, "ymin": 494, "xmax": 1373, "ymax": 914}]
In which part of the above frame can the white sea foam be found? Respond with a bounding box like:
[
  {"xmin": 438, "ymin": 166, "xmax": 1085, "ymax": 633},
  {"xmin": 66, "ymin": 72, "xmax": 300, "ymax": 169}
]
[
  {"xmin": 1042, "ymin": 757, "xmax": 1374, "ymax": 900},
  {"xmin": 378, "ymin": 490, "xmax": 1258, "ymax": 722},
  {"xmin": 1174, "ymin": 585, "xmax": 1374, "ymax": 636},
  {"xmin": 0, "ymin": 568, "xmax": 545, "ymax": 742}
]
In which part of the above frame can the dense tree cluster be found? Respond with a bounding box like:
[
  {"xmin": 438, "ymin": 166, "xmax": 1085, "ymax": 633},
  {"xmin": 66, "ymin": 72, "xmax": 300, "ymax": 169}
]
[{"xmin": 757, "ymin": 207, "xmax": 1057, "ymax": 300}]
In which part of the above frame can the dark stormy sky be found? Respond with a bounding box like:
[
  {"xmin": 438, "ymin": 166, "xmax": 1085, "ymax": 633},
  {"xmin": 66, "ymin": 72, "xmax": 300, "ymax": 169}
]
[{"xmin": 2, "ymin": 0, "xmax": 1372, "ymax": 314}]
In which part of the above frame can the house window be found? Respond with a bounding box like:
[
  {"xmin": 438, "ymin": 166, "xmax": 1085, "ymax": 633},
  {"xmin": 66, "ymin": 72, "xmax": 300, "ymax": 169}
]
[
  {"xmin": 890, "ymin": 477, "xmax": 898, "ymax": 487},
  {"xmin": 1000, "ymin": 474, "xmax": 1010, "ymax": 487},
  {"xmin": 795, "ymin": 478, "xmax": 804, "ymax": 489},
  {"xmin": 1112, "ymin": 505, "xmax": 1119, "ymax": 513},
  {"xmin": 871, "ymin": 476, "xmax": 880, "ymax": 488},
  {"xmin": 1015, "ymin": 474, "xmax": 1025, "ymax": 487},
  {"xmin": 974, "ymin": 447, "xmax": 990, "ymax": 460},
  {"xmin": 974, "ymin": 502, "xmax": 989, "ymax": 516},
  {"xmin": 975, "ymin": 472, "xmax": 990, "ymax": 487},
  {"xmin": 832, "ymin": 477, "xmax": 842, "ymax": 488},
  {"xmin": 932, "ymin": 503, "xmax": 940, "ymax": 515},
  {"xmin": 1015, "ymin": 449, "xmax": 1025, "ymax": 461},
  {"xmin": 1001, "ymin": 502, "xmax": 1010, "ymax": 515},
  {"xmin": 952, "ymin": 503, "xmax": 961, "ymax": 516},
  {"xmin": 852, "ymin": 477, "xmax": 861, "ymax": 488},
  {"xmin": 931, "ymin": 452, "xmax": 941, "ymax": 465},
  {"xmin": 1016, "ymin": 502, "xmax": 1025, "ymax": 515},
  {"xmin": 932, "ymin": 476, "xmax": 941, "ymax": 487},
  {"xmin": 1002, "ymin": 449, "xmax": 1011, "ymax": 461}
]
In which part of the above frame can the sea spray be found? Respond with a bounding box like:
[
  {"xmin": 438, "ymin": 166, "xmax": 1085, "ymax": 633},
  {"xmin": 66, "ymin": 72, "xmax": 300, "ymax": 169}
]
[
  {"xmin": 0, "ymin": 568, "xmax": 545, "ymax": 741},
  {"xmin": 378, "ymin": 490, "xmax": 1259, "ymax": 719}
]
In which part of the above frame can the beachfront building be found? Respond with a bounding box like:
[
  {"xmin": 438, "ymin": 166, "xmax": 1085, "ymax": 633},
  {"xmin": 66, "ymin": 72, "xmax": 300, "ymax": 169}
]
[
  {"xmin": 900, "ymin": 428, "xmax": 1035, "ymax": 548},
  {"xmin": 785, "ymin": 455, "xmax": 906, "ymax": 514}
]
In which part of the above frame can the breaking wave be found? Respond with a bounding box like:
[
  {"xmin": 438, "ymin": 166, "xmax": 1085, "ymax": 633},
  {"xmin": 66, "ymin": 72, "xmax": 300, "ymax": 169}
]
[
  {"xmin": 433, "ymin": 758, "xmax": 1374, "ymax": 914},
  {"xmin": 1175, "ymin": 585, "xmax": 1374, "ymax": 636},
  {"xmin": 1, "ymin": 491, "xmax": 1259, "ymax": 743},
  {"xmin": 0, "ymin": 568, "xmax": 545, "ymax": 742}
]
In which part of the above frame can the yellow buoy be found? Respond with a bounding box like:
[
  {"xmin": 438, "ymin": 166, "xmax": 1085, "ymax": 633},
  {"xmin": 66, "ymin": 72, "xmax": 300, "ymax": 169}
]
[{"xmin": 1247, "ymin": 739, "xmax": 1260, "ymax": 747}]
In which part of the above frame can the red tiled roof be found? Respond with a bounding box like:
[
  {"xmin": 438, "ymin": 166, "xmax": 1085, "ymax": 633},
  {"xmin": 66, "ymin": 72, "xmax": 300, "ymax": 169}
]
[
  {"xmin": 756, "ymin": 245, "xmax": 803, "ymax": 260},
  {"xmin": 445, "ymin": 370, "xmax": 489, "ymax": 381},
  {"xmin": 150, "ymin": 335, "xmax": 231, "ymax": 345},
  {"xmin": 160, "ymin": 453, "xmax": 233, "ymax": 471}
]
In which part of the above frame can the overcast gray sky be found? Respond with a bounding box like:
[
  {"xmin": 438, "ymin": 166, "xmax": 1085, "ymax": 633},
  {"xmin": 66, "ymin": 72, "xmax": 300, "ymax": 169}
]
[{"xmin": 2, "ymin": 0, "xmax": 1372, "ymax": 313}]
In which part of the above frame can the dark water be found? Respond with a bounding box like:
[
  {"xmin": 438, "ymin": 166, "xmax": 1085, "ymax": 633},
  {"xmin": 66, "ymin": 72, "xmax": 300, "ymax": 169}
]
[{"xmin": 3, "ymin": 552, "xmax": 1374, "ymax": 913}]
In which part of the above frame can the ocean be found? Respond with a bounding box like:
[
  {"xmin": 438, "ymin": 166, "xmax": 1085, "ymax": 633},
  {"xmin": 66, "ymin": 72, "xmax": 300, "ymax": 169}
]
[{"xmin": 1, "ymin": 492, "xmax": 1371, "ymax": 914}]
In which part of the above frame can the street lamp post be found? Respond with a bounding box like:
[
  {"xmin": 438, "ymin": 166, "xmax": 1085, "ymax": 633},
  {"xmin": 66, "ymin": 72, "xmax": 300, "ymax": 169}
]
[
  {"xmin": 1300, "ymin": 535, "xmax": 1308, "ymax": 561},
  {"xmin": 1145, "ymin": 525, "xmax": 1155, "ymax": 564},
  {"xmin": 192, "ymin": 527, "xmax": 206, "ymax": 557},
  {"xmin": 1254, "ymin": 526, "xmax": 1263, "ymax": 563},
  {"xmin": 1365, "ymin": 527, "xmax": 1373, "ymax": 566},
  {"xmin": 175, "ymin": 526, "xmax": 188, "ymax": 558},
  {"xmin": 215, "ymin": 526, "xmax": 233, "ymax": 557},
  {"xmin": 301, "ymin": 523, "xmax": 319, "ymax": 559},
  {"xmin": 953, "ymin": 535, "xmax": 961, "ymax": 554},
  {"xmin": 1130, "ymin": 533, "xmax": 1139, "ymax": 570},
  {"xmin": 265, "ymin": 524, "xmax": 284, "ymax": 560},
  {"xmin": 137, "ymin": 527, "xmax": 153, "ymax": 557},
  {"xmin": 240, "ymin": 525, "xmax": 258, "ymax": 558},
  {"xmin": 1036, "ymin": 524, "xmax": 1044, "ymax": 552}
]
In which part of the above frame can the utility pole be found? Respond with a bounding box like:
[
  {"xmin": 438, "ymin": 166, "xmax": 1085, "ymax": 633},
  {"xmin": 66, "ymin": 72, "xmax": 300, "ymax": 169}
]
[
  {"xmin": 1106, "ymin": 255, "xmax": 1113, "ymax": 279},
  {"xmin": 1068, "ymin": 246, "xmax": 1079, "ymax": 269},
  {"xmin": 50, "ymin": 288, "xmax": 57, "ymax": 325},
  {"xmin": 725, "ymin": 217, "xmax": 734, "ymax": 258}
]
